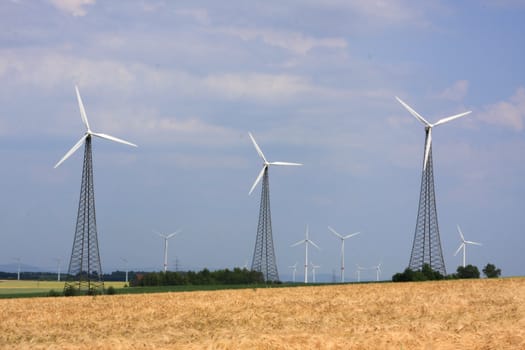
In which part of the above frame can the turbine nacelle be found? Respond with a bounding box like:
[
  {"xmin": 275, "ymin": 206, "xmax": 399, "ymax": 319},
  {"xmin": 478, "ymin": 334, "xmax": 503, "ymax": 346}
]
[
  {"xmin": 54, "ymin": 86, "xmax": 137, "ymax": 168},
  {"xmin": 395, "ymin": 96, "xmax": 471, "ymax": 170},
  {"xmin": 248, "ymin": 132, "xmax": 302, "ymax": 195}
]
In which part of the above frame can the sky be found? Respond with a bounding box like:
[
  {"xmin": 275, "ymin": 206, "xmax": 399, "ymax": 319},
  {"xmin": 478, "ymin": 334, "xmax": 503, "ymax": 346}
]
[{"xmin": 0, "ymin": 0, "xmax": 524, "ymax": 281}]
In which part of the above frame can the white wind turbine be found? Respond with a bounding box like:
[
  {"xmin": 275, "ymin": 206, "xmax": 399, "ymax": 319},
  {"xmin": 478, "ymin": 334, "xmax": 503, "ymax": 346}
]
[
  {"xmin": 288, "ymin": 262, "xmax": 298, "ymax": 283},
  {"xmin": 374, "ymin": 262, "xmax": 382, "ymax": 282},
  {"xmin": 328, "ymin": 226, "xmax": 361, "ymax": 283},
  {"xmin": 13, "ymin": 257, "xmax": 21, "ymax": 281},
  {"xmin": 248, "ymin": 132, "xmax": 303, "ymax": 195},
  {"xmin": 355, "ymin": 264, "xmax": 364, "ymax": 283},
  {"xmin": 54, "ymin": 86, "xmax": 137, "ymax": 169},
  {"xmin": 121, "ymin": 257, "xmax": 129, "ymax": 283},
  {"xmin": 454, "ymin": 225, "xmax": 482, "ymax": 268},
  {"xmin": 156, "ymin": 230, "xmax": 181, "ymax": 273},
  {"xmin": 310, "ymin": 262, "xmax": 321, "ymax": 283},
  {"xmin": 54, "ymin": 258, "xmax": 62, "ymax": 282},
  {"xmin": 395, "ymin": 96, "xmax": 472, "ymax": 171},
  {"xmin": 291, "ymin": 225, "xmax": 320, "ymax": 284}
]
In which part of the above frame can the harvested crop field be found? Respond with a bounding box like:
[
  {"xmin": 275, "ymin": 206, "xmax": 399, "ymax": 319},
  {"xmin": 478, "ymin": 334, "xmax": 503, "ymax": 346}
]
[{"xmin": 1, "ymin": 278, "xmax": 524, "ymax": 349}]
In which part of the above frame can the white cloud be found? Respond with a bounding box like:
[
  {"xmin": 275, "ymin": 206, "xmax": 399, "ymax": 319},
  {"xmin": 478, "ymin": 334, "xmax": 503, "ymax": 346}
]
[
  {"xmin": 174, "ymin": 8, "xmax": 210, "ymax": 25},
  {"xmin": 49, "ymin": 0, "xmax": 95, "ymax": 17},
  {"xmin": 437, "ymin": 80, "xmax": 469, "ymax": 101},
  {"xmin": 219, "ymin": 27, "xmax": 347, "ymax": 55},
  {"xmin": 478, "ymin": 87, "xmax": 525, "ymax": 131}
]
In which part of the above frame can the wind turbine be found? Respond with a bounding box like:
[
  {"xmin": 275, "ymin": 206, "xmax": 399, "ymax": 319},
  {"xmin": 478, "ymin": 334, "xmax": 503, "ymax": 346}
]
[
  {"xmin": 120, "ymin": 257, "xmax": 129, "ymax": 283},
  {"xmin": 310, "ymin": 262, "xmax": 321, "ymax": 283},
  {"xmin": 156, "ymin": 230, "xmax": 181, "ymax": 273},
  {"xmin": 248, "ymin": 132, "xmax": 302, "ymax": 282},
  {"xmin": 454, "ymin": 225, "xmax": 482, "ymax": 268},
  {"xmin": 396, "ymin": 96, "xmax": 471, "ymax": 275},
  {"xmin": 55, "ymin": 85, "xmax": 137, "ymax": 293},
  {"xmin": 374, "ymin": 262, "xmax": 382, "ymax": 282},
  {"xmin": 54, "ymin": 258, "xmax": 62, "ymax": 282},
  {"xmin": 328, "ymin": 226, "xmax": 361, "ymax": 283},
  {"xmin": 13, "ymin": 257, "xmax": 21, "ymax": 281},
  {"xmin": 288, "ymin": 262, "xmax": 298, "ymax": 283},
  {"xmin": 291, "ymin": 225, "xmax": 320, "ymax": 284},
  {"xmin": 355, "ymin": 264, "xmax": 364, "ymax": 283}
]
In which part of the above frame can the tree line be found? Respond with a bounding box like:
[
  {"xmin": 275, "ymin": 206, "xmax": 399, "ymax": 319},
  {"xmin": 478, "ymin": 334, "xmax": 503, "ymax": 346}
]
[
  {"xmin": 392, "ymin": 263, "xmax": 502, "ymax": 282},
  {"xmin": 131, "ymin": 268, "xmax": 265, "ymax": 287}
]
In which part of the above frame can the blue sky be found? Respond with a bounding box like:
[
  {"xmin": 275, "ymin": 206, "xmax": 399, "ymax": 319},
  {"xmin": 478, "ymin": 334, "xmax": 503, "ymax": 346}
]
[{"xmin": 0, "ymin": 0, "xmax": 524, "ymax": 281}]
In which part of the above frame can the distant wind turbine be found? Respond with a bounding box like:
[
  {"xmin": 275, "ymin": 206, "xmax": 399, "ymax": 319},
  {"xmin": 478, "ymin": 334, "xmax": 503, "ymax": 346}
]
[
  {"xmin": 288, "ymin": 262, "xmax": 298, "ymax": 283},
  {"xmin": 454, "ymin": 225, "xmax": 482, "ymax": 268},
  {"xmin": 13, "ymin": 257, "xmax": 21, "ymax": 281},
  {"xmin": 291, "ymin": 225, "xmax": 320, "ymax": 284},
  {"xmin": 155, "ymin": 230, "xmax": 181, "ymax": 272},
  {"xmin": 328, "ymin": 226, "xmax": 361, "ymax": 283},
  {"xmin": 356, "ymin": 264, "xmax": 364, "ymax": 283},
  {"xmin": 310, "ymin": 262, "xmax": 321, "ymax": 283},
  {"xmin": 121, "ymin": 257, "xmax": 129, "ymax": 283},
  {"xmin": 54, "ymin": 258, "xmax": 62, "ymax": 282},
  {"xmin": 374, "ymin": 262, "xmax": 382, "ymax": 282}
]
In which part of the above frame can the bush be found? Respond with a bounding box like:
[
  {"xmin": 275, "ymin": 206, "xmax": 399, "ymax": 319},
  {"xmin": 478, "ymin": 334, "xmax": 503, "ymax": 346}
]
[
  {"xmin": 482, "ymin": 263, "xmax": 501, "ymax": 278},
  {"xmin": 64, "ymin": 285, "xmax": 79, "ymax": 297},
  {"xmin": 455, "ymin": 265, "xmax": 480, "ymax": 279},
  {"xmin": 47, "ymin": 289, "xmax": 62, "ymax": 297},
  {"xmin": 392, "ymin": 264, "xmax": 444, "ymax": 282},
  {"xmin": 106, "ymin": 286, "xmax": 116, "ymax": 295}
]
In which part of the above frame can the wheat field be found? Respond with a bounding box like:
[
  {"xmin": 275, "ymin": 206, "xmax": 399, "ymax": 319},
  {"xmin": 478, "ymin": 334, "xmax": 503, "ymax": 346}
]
[{"xmin": 1, "ymin": 278, "xmax": 524, "ymax": 349}]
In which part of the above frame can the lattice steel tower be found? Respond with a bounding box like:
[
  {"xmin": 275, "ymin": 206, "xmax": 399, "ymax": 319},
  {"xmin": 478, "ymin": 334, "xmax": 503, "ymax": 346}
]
[
  {"xmin": 65, "ymin": 136, "xmax": 104, "ymax": 292},
  {"xmin": 55, "ymin": 86, "xmax": 137, "ymax": 293},
  {"xmin": 396, "ymin": 96, "xmax": 472, "ymax": 276},
  {"xmin": 247, "ymin": 132, "xmax": 302, "ymax": 282},
  {"xmin": 409, "ymin": 133, "xmax": 446, "ymax": 275},
  {"xmin": 251, "ymin": 168, "xmax": 278, "ymax": 281}
]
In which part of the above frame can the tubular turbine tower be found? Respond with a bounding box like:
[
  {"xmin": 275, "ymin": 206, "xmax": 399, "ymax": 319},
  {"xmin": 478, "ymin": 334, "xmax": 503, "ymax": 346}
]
[
  {"xmin": 396, "ymin": 97, "xmax": 471, "ymax": 275},
  {"xmin": 55, "ymin": 86, "xmax": 137, "ymax": 293},
  {"xmin": 248, "ymin": 132, "xmax": 302, "ymax": 282}
]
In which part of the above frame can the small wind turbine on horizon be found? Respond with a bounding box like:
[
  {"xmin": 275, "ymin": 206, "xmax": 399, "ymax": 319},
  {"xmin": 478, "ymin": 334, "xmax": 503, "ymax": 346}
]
[
  {"xmin": 248, "ymin": 132, "xmax": 302, "ymax": 282},
  {"xmin": 291, "ymin": 225, "xmax": 320, "ymax": 284},
  {"xmin": 454, "ymin": 225, "xmax": 482, "ymax": 268},
  {"xmin": 288, "ymin": 262, "xmax": 298, "ymax": 283},
  {"xmin": 54, "ymin": 258, "xmax": 62, "ymax": 282},
  {"xmin": 13, "ymin": 257, "xmax": 21, "ymax": 281},
  {"xmin": 310, "ymin": 262, "xmax": 321, "ymax": 283},
  {"xmin": 355, "ymin": 264, "xmax": 364, "ymax": 283},
  {"xmin": 121, "ymin": 257, "xmax": 129, "ymax": 283},
  {"xmin": 155, "ymin": 230, "xmax": 181, "ymax": 273},
  {"xmin": 373, "ymin": 262, "xmax": 382, "ymax": 282},
  {"xmin": 328, "ymin": 226, "xmax": 361, "ymax": 283}
]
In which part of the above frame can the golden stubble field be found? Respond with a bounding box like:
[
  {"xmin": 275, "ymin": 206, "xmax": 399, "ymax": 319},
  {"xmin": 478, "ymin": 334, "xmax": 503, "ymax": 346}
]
[{"xmin": 1, "ymin": 278, "xmax": 524, "ymax": 349}]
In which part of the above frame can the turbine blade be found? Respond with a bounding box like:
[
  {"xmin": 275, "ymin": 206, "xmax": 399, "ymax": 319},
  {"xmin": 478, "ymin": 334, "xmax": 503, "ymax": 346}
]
[
  {"xmin": 454, "ymin": 244, "xmax": 464, "ymax": 256},
  {"xmin": 433, "ymin": 111, "xmax": 472, "ymax": 127},
  {"xmin": 457, "ymin": 225, "xmax": 466, "ymax": 242},
  {"xmin": 423, "ymin": 128, "xmax": 432, "ymax": 171},
  {"xmin": 465, "ymin": 241, "xmax": 482, "ymax": 246},
  {"xmin": 54, "ymin": 134, "xmax": 88, "ymax": 168},
  {"xmin": 344, "ymin": 232, "xmax": 361, "ymax": 239},
  {"xmin": 248, "ymin": 132, "xmax": 268, "ymax": 164},
  {"xmin": 309, "ymin": 240, "xmax": 321, "ymax": 250},
  {"xmin": 328, "ymin": 226, "xmax": 343, "ymax": 239},
  {"xmin": 291, "ymin": 240, "xmax": 306, "ymax": 247},
  {"xmin": 249, "ymin": 165, "xmax": 267, "ymax": 195},
  {"xmin": 91, "ymin": 132, "xmax": 137, "ymax": 147},
  {"xmin": 75, "ymin": 85, "xmax": 90, "ymax": 132},
  {"xmin": 395, "ymin": 96, "xmax": 431, "ymax": 126},
  {"xmin": 269, "ymin": 161, "xmax": 303, "ymax": 166}
]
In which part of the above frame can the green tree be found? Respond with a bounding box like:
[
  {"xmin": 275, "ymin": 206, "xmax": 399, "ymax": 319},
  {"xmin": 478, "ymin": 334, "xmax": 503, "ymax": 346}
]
[
  {"xmin": 482, "ymin": 263, "xmax": 501, "ymax": 278},
  {"xmin": 456, "ymin": 264, "xmax": 480, "ymax": 279}
]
